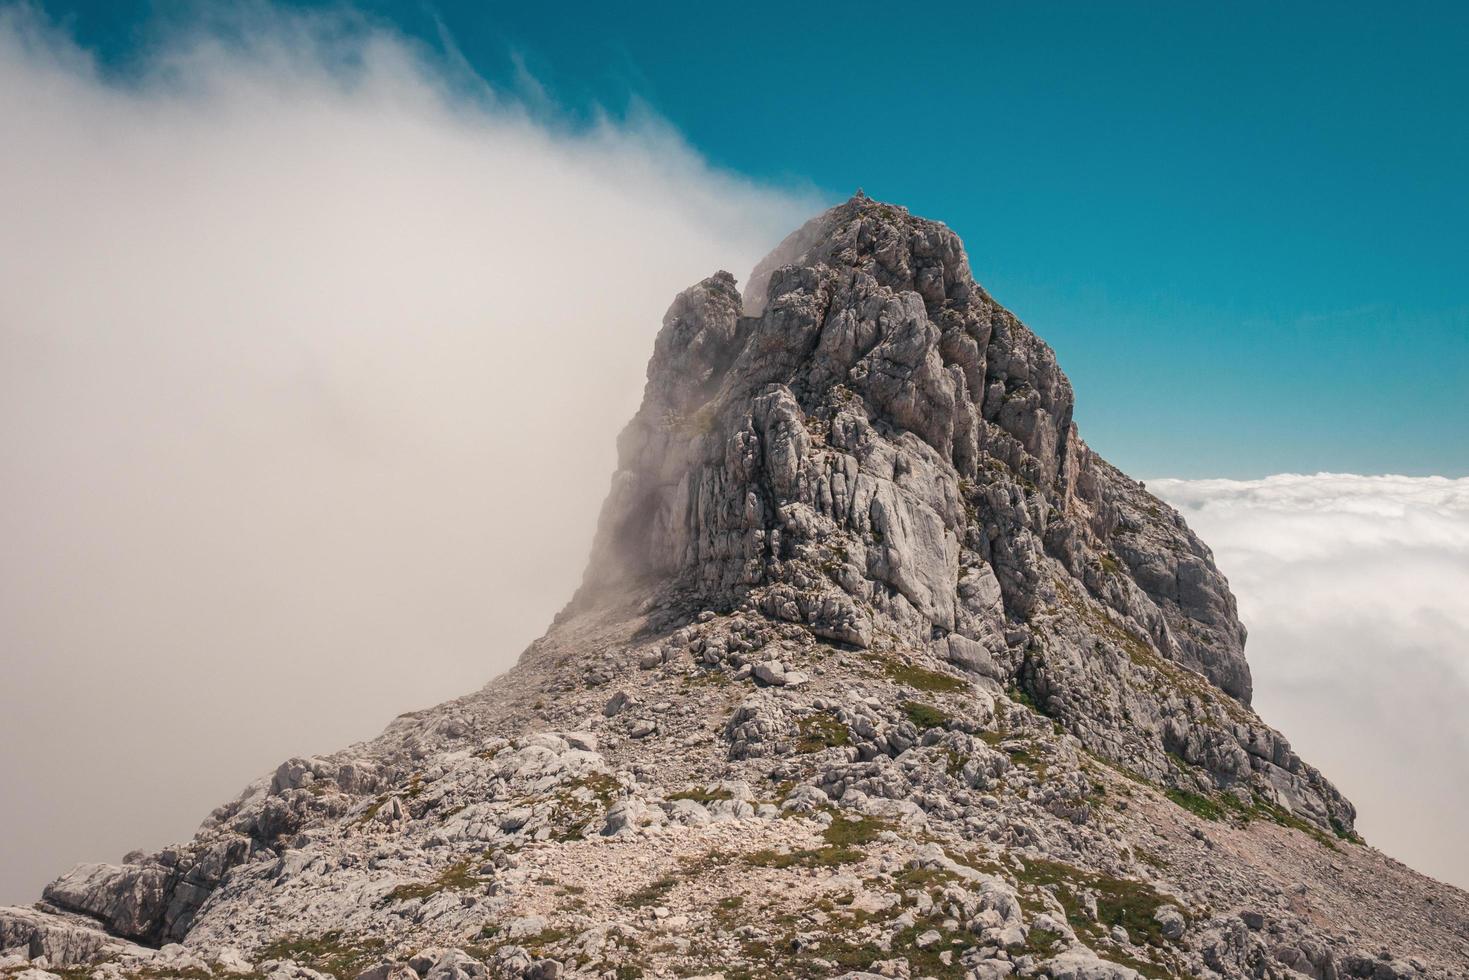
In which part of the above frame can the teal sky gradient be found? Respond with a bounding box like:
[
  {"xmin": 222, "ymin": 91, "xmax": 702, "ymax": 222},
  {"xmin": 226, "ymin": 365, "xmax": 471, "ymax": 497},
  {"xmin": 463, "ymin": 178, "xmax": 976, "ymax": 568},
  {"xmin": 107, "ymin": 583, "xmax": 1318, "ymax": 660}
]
[{"xmin": 30, "ymin": 0, "xmax": 1469, "ymax": 477}]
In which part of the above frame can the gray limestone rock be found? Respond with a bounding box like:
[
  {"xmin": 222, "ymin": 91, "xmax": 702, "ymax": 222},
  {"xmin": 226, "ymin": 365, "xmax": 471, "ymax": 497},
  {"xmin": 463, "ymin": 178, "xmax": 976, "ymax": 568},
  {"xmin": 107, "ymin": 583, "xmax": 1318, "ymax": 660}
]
[
  {"xmin": 42, "ymin": 864, "xmax": 171, "ymax": 942},
  {"xmin": 0, "ymin": 907, "xmax": 141, "ymax": 967},
  {"xmin": 2, "ymin": 195, "xmax": 1461, "ymax": 980},
  {"xmin": 575, "ymin": 193, "xmax": 1349, "ymax": 837}
]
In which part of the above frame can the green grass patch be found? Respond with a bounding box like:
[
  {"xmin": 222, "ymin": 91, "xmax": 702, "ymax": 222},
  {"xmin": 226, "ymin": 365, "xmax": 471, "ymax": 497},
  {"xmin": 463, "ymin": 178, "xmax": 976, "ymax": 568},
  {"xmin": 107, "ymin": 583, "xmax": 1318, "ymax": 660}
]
[
  {"xmin": 1102, "ymin": 948, "xmax": 1176, "ymax": 980},
  {"xmin": 256, "ymin": 932, "xmax": 386, "ymax": 980},
  {"xmin": 885, "ymin": 923, "xmax": 970, "ymax": 975},
  {"xmin": 1134, "ymin": 846, "xmax": 1169, "ymax": 871},
  {"xmin": 668, "ymin": 785, "xmax": 735, "ymax": 804},
  {"xmin": 518, "ymin": 927, "xmax": 573, "ymax": 953},
  {"xmin": 1164, "ymin": 787, "xmax": 1227, "ymax": 821},
  {"xmin": 680, "ymin": 669, "xmax": 730, "ymax": 688},
  {"xmin": 901, "ymin": 700, "xmax": 950, "ymax": 730},
  {"xmin": 747, "ymin": 815, "xmax": 887, "ymax": 870},
  {"xmin": 354, "ymin": 794, "xmax": 390, "ymax": 826},
  {"xmin": 1161, "ymin": 780, "xmax": 1345, "ymax": 850},
  {"xmin": 1011, "ymin": 856, "xmax": 1177, "ymax": 950},
  {"xmin": 1250, "ymin": 796, "xmax": 1342, "ymax": 850},
  {"xmin": 622, "ymin": 850, "xmax": 734, "ymax": 906},
  {"xmin": 625, "ymin": 875, "xmax": 679, "ymax": 907},
  {"xmin": 822, "ymin": 814, "xmax": 885, "ymax": 848},
  {"xmin": 1331, "ymin": 816, "xmax": 1365, "ymax": 844},
  {"xmin": 387, "ymin": 858, "xmax": 482, "ymax": 902},
  {"xmin": 123, "ymin": 969, "xmax": 218, "ymax": 980},
  {"xmin": 565, "ymin": 772, "xmax": 621, "ymax": 803},
  {"xmin": 733, "ymin": 921, "xmax": 967, "ymax": 979},
  {"xmin": 881, "ymin": 656, "xmax": 966, "ymax": 693},
  {"xmin": 796, "ymin": 713, "xmax": 850, "ymax": 753},
  {"xmin": 894, "ymin": 865, "xmax": 960, "ymax": 889},
  {"xmin": 1027, "ymin": 926, "xmax": 1066, "ymax": 957},
  {"xmin": 1006, "ymin": 685, "xmax": 1041, "ymax": 712}
]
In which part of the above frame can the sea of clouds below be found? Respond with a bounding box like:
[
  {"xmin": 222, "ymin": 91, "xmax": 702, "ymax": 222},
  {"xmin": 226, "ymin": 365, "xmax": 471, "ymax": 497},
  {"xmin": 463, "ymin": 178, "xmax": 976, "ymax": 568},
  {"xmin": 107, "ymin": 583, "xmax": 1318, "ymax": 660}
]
[{"xmin": 1153, "ymin": 474, "xmax": 1469, "ymax": 890}]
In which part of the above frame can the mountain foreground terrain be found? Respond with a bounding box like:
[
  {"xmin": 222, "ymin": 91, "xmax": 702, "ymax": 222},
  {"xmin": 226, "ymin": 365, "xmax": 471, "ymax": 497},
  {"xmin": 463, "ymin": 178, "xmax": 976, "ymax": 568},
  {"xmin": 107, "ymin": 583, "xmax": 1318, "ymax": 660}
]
[{"xmin": 3, "ymin": 196, "xmax": 1466, "ymax": 980}]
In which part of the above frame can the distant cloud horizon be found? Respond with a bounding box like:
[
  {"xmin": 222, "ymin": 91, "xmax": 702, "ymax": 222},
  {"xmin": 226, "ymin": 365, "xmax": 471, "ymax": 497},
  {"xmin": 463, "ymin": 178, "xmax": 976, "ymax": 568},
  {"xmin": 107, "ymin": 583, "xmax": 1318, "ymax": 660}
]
[{"xmin": 1154, "ymin": 473, "xmax": 1469, "ymax": 891}]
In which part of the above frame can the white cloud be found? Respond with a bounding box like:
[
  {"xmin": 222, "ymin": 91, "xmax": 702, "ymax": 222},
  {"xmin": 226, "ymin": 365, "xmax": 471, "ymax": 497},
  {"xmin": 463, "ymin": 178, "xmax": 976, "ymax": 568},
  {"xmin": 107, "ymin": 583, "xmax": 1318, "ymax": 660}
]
[
  {"xmin": 1153, "ymin": 473, "xmax": 1469, "ymax": 890},
  {"xmin": 0, "ymin": 7, "xmax": 818, "ymax": 902}
]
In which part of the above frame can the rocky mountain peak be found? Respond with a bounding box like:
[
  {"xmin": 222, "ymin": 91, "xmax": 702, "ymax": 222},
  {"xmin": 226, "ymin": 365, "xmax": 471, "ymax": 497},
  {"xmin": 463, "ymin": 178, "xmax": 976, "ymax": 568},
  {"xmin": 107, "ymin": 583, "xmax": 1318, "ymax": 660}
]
[
  {"xmin": 4, "ymin": 198, "xmax": 1464, "ymax": 980},
  {"xmin": 580, "ymin": 194, "xmax": 1271, "ymax": 754}
]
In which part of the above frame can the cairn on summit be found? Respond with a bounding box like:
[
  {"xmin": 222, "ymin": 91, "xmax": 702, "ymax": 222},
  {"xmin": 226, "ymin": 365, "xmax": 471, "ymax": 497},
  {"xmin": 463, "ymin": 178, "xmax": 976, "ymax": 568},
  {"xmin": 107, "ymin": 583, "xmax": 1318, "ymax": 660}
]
[{"xmin": 3, "ymin": 196, "xmax": 1466, "ymax": 980}]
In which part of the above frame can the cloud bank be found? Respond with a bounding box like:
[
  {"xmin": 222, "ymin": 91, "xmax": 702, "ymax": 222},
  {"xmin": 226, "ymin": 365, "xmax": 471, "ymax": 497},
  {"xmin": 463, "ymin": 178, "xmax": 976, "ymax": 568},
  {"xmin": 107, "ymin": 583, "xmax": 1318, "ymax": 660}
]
[
  {"xmin": 1153, "ymin": 474, "xmax": 1469, "ymax": 889},
  {"xmin": 0, "ymin": 7, "xmax": 816, "ymax": 902}
]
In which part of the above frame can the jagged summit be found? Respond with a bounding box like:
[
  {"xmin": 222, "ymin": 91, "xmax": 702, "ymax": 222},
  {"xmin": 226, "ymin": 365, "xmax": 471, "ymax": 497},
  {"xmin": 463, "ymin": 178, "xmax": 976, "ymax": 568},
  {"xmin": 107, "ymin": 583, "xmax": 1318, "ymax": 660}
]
[
  {"xmin": 4, "ymin": 199, "xmax": 1466, "ymax": 980},
  {"xmin": 580, "ymin": 194, "xmax": 1272, "ymax": 758}
]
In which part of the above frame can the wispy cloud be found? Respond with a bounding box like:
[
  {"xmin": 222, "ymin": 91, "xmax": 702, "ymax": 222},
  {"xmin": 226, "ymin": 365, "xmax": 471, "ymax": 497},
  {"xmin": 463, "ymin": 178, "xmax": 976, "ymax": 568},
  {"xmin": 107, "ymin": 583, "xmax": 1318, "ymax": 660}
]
[
  {"xmin": 0, "ymin": 5, "xmax": 818, "ymax": 902},
  {"xmin": 1153, "ymin": 473, "xmax": 1469, "ymax": 889}
]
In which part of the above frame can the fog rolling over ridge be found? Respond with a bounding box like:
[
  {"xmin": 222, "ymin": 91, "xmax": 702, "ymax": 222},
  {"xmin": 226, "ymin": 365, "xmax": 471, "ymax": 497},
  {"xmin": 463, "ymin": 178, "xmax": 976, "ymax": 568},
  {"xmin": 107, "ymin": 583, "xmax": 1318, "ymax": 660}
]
[{"xmin": 0, "ymin": 7, "xmax": 813, "ymax": 904}]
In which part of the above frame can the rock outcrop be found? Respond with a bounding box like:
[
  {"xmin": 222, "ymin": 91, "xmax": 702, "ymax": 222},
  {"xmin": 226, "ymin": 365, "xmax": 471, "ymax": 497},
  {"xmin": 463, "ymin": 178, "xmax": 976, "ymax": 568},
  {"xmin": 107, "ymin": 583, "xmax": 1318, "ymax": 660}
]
[
  {"xmin": 3, "ymin": 196, "xmax": 1464, "ymax": 980},
  {"xmin": 577, "ymin": 194, "xmax": 1341, "ymax": 830}
]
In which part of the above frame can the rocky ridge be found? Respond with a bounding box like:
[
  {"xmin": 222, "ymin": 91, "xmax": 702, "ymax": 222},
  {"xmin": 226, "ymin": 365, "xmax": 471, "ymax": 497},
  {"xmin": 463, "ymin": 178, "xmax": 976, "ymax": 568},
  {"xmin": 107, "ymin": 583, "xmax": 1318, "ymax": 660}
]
[{"xmin": 3, "ymin": 196, "xmax": 1466, "ymax": 980}]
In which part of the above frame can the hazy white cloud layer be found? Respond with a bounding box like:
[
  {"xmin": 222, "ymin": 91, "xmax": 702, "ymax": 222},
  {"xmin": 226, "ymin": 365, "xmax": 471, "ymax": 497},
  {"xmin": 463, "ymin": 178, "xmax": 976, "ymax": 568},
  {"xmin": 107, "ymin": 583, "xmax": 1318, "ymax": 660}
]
[
  {"xmin": 1153, "ymin": 474, "xmax": 1469, "ymax": 889},
  {"xmin": 0, "ymin": 8, "xmax": 816, "ymax": 902}
]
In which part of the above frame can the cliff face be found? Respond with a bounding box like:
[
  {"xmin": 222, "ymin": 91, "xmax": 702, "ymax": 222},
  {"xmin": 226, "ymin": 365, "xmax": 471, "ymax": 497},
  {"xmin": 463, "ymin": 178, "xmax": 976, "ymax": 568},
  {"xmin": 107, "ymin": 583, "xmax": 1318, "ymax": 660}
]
[
  {"xmin": 578, "ymin": 194, "xmax": 1340, "ymax": 830},
  {"xmin": 3, "ymin": 197, "xmax": 1465, "ymax": 980}
]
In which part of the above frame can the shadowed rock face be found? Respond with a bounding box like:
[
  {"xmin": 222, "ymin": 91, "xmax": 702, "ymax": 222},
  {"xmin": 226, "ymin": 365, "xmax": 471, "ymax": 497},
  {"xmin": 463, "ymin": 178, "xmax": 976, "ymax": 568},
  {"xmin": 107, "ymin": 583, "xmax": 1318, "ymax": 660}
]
[
  {"xmin": 579, "ymin": 194, "xmax": 1339, "ymax": 824},
  {"xmin": 11, "ymin": 197, "xmax": 1464, "ymax": 980}
]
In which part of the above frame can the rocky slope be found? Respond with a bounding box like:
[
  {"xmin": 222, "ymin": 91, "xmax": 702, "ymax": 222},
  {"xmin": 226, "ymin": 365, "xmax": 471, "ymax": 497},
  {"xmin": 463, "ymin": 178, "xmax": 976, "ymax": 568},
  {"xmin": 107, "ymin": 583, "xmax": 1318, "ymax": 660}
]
[{"xmin": 4, "ymin": 195, "xmax": 1466, "ymax": 980}]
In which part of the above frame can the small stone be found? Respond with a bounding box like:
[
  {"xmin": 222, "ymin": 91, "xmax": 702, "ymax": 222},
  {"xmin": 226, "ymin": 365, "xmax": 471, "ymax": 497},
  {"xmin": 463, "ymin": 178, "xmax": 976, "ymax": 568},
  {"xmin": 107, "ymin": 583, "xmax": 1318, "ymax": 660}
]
[
  {"xmin": 408, "ymin": 949, "xmax": 441, "ymax": 975},
  {"xmin": 505, "ymin": 916, "xmax": 549, "ymax": 939},
  {"xmin": 214, "ymin": 948, "xmax": 256, "ymax": 974},
  {"xmin": 354, "ymin": 964, "xmax": 417, "ymax": 980},
  {"xmin": 603, "ymin": 799, "xmax": 666, "ymax": 836},
  {"xmin": 753, "ymin": 661, "xmax": 786, "ymax": 686},
  {"xmin": 423, "ymin": 949, "xmax": 487, "ymax": 980},
  {"xmin": 1153, "ymin": 905, "xmax": 1186, "ymax": 941},
  {"xmin": 562, "ymin": 731, "xmax": 598, "ymax": 751}
]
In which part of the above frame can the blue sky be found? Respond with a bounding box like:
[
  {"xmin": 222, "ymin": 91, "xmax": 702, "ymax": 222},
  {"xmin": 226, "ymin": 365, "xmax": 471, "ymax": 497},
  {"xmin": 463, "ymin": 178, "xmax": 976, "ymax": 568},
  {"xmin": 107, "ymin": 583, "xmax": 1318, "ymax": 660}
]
[{"xmin": 31, "ymin": 0, "xmax": 1469, "ymax": 478}]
